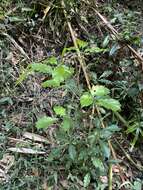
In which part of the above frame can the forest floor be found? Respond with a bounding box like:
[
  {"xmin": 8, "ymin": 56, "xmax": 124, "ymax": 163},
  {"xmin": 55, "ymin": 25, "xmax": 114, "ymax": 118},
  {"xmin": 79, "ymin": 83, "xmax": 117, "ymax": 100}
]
[{"xmin": 0, "ymin": 0, "xmax": 143, "ymax": 189}]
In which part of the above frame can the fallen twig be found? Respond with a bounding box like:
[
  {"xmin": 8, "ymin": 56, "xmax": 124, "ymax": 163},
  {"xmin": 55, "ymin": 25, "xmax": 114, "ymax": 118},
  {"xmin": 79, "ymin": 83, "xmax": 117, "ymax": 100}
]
[
  {"xmin": 84, "ymin": 1, "xmax": 143, "ymax": 69},
  {"xmin": 97, "ymin": 11, "xmax": 143, "ymax": 68},
  {"xmin": 1, "ymin": 32, "xmax": 30, "ymax": 60},
  {"xmin": 114, "ymin": 139, "xmax": 143, "ymax": 171}
]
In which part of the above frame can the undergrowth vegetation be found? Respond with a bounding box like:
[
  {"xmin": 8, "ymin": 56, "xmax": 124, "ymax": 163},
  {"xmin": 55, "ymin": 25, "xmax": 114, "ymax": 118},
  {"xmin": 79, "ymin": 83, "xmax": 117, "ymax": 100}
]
[{"xmin": 0, "ymin": 0, "xmax": 143, "ymax": 189}]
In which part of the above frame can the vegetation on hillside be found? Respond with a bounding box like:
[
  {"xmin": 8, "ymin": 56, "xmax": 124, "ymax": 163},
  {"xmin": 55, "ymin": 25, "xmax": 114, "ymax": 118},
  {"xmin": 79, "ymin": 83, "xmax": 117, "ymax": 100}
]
[{"xmin": 0, "ymin": 0, "xmax": 143, "ymax": 189}]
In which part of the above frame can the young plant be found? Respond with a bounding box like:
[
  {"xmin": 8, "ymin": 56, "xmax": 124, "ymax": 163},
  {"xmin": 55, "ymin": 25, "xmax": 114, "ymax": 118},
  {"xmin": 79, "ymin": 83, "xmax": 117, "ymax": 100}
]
[{"xmin": 18, "ymin": 41, "xmax": 122, "ymax": 188}]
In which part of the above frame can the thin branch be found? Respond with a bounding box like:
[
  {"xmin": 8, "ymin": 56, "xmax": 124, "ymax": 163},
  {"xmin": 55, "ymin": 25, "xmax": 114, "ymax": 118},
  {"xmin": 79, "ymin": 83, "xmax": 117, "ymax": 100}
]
[{"xmin": 61, "ymin": 0, "xmax": 91, "ymax": 90}]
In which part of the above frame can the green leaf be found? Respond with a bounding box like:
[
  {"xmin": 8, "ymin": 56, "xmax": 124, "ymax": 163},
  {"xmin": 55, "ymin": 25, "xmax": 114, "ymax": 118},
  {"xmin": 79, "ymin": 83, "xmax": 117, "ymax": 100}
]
[
  {"xmin": 106, "ymin": 125, "xmax": 121, "ymax": 132},
  {"xmin": 100, "ymin": 130, "xmax": 112, "ymax": 139},
  {"xmin": 22, "ymin": 8, "xmax": 33, "ymax": 12},
  {"xmin": 9, "ymin": 16, "xmax": 25, "ymax": 22},
  {"xmin": 47, "ymin": 56, "xmax": 58, "ymax": 65},
  {"xmin": 80, "ymin": 93, "xmax": 93, "ymax": 107},
  {"xmin": 76, "ymin": 39, "xmax": 88, "ymax": 49},
  {"xmin": 0, "ymin": 97, "xmax": 13, "ymax": 105},
  {"xmin": 54, "ymin": 106, "xmax": 66, "ymax": 116},
  {"xmin": 42, "ymin": 79, "xmax": 60, "ymax": 88},
  {"xmin": 61, "ymin": 116, "xmax": 71, "ymax": 132},
  {"xmin": 109, "ymin": 43, "xmax": 120, "ymax": 56},
  {"xmin": 53, "ymin": 66, "xmax": 74, "ymax": 81},
  {"xmin": 97, "ymin": 98, "xmax": 121, "ymax": 112},
  {"xmin": 85, "ymin": 47, "xmax": 107, "ymax": 53},
  {"xmin": 133, "ymin": 180, "xmax": 142, "ymax": 190},
  {"xmin": 99, "ymin": 70, "xmax": 112, "ymax": 79},
  {"xmin": 68, "ymin": 145, "xmax": 77, "ymax": 161},
  {"xmin": 36, "ymin": 116, "xmax": 58, "ymax": 129},
  {"xmin": 42, "ymin": 66, "xmax": 74, "ymax": 87},
  {"xmin": 16, "ymin": 68, "xmax": 32, "ymax": 85},
  {"xmin": 100, "ymin": 142, "xmax": 110, "ymax": 159},
  {"xmin": 92, "ymin": 158, "xmax": 104, "ymax": 172},
  {"xmin": 91, "ymin": 85, "xmax": 110, "ymax": 97},
  {"xmin": 62, "ymin": 46, "xmax": 77, "ymax": 56},
  {"xmin": 83, "ymin": 173, "xmax": 91, "ymax": 188},
  {"xmin": 30, "ymin": 63, "xmax": 52, "ymax": 73},
  {"xmin": 126, "ymin": 123, "xmax": 138, "ymax": 134},
  {"xmin": 102, "ymin": 35, "xmax": 110, "ymax": 47},
  {"xmin": 107, "ymin": 159, "xmax": 122, "ymax": 164}
]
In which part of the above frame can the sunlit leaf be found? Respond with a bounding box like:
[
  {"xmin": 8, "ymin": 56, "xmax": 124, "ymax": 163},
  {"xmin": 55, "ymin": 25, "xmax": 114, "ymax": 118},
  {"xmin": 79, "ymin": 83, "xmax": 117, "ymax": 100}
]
[
  {"xmin": 105, "ymin": 125, "xmax": 121, "ymax": 132},
  {"xmin": 36, "ymin": 116, "xmax": 58, "ymax": 129},
  {"xmin": 109, "ymin": 43, "xmax": 120, "ymax": 56},
  {"xmin": 99, "ymin": 70, "xmax": 112, "ymax": 79},
  {"xmin": 42, "ymin": 79, "xmax": 60, "ymax": 87},
  {"xmin": 54, "ymin": 106, "xmax": 66, "ymax": 116},
  {"xmin": 53, "ymin": 66, "xmax": 74, "ymax": 81},
  {"xmin": 80, "ymin": 92, "xmax": 93, "ymax": 107},
  {"xmin": 9, "ymin": 16, "xmax": 25, "ymax": 22},
  {"xmin": 103, "ymin": 35, "xmax": 110, "ymax": 47},
  {"xmin": 133, "ymin": 180, "xmax": 142, "ymax": 190},
  {"xmin": 30, "ymin": 63, "xmax": 52, "ymax": 73},
  {"xmin": 97, "ymin": 98, "xmax": 121, "ymax": 112},
  {"xmin": 76, "ymin": 39, "xmax": 88, "ymax": 49},
  {"xmin": 91, "ymin": 85, "xmax": 110, "ymax": 97},
  {"xmin": 47, "ymin": 56, "xmax": 58, "ymax": 65},
  {"xmin": 83, "ymin": 173, "xmax": 90, "ymax": 187},
  {"xmin": 22, "ymin": 8, "xmax": 33, "ymax": 12},
  {"xmin": 85, "ymin": 47, "xmax": 107, "ymax": 53},
  {"xmin": 62, "ymin": 46, "xmax": 77, "ymax": 56}
]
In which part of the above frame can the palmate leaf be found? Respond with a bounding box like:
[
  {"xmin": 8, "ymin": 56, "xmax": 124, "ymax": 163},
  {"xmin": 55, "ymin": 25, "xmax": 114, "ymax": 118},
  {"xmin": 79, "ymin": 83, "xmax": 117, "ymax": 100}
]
[
  {"xmin": 97, "ymin": 98, "xmax": 121, "ymax": 112},
  {"xmin": 36, "ymin": 116, "xmax": 58, "ymax": 129}
]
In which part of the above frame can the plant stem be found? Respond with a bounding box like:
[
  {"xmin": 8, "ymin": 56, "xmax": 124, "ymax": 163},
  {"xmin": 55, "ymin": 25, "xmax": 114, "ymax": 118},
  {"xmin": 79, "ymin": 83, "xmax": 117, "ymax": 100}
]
[{"xmin": 108, "ymin": 164, "xmax": 113, "ymax": 190}]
